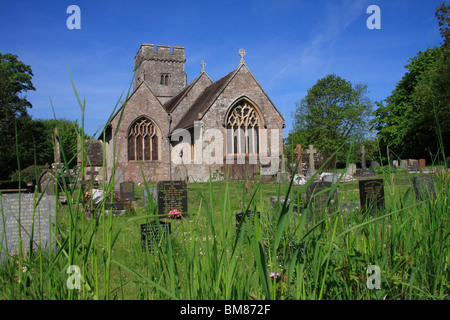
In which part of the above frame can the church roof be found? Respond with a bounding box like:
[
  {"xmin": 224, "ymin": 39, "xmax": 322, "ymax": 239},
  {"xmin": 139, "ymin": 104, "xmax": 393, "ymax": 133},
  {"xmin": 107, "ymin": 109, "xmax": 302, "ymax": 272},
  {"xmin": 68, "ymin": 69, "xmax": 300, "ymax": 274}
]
[
  {"xmin": 163, "ymin": 71, "xmax": 212, "ymax": 113},
  {"xmin": 173, "ymin": 68, "xmax": 236, "ymax": 131}
]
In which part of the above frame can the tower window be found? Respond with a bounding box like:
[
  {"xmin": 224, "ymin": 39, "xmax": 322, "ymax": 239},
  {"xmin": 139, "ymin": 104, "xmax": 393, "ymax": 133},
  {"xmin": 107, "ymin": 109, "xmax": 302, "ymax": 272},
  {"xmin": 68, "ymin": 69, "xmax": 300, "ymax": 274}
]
[{"xmin": 160, "ymin": 74, "xmax": 170, "ymax": 86}]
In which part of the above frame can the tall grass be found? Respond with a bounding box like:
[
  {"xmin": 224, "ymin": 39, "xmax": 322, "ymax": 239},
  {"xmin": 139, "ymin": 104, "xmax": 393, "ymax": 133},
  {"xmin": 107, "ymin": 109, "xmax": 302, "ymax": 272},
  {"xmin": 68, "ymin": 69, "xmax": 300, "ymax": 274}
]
[{"xmin": 0, "ymin": 80, "xmax": 449, "ymax": 300}]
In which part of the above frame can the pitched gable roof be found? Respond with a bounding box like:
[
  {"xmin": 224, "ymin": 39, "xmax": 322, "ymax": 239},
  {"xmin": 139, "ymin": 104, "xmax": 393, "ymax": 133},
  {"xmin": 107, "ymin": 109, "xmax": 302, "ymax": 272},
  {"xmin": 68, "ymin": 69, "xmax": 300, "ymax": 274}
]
[
  {"xmin": 163, "ymin": 71, "xmax": 212, "ymax": 113},
  {"xmin": 173, "ymin": 67, "xmax": 237, "ymax": 131}
]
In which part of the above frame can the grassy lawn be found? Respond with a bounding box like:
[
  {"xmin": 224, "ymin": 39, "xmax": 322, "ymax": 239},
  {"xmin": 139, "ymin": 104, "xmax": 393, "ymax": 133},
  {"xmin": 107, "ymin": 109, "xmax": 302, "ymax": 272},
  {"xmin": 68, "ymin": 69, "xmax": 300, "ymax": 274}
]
[{"xmin": 1, "ymin": 166, "xmax": 449, "ymax": 300}]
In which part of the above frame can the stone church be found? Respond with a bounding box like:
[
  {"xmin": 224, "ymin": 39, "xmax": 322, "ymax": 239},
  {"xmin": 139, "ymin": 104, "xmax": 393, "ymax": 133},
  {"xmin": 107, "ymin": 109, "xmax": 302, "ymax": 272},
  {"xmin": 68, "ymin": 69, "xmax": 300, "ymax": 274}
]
[{"xmin": 84, "ymin": 44, "xmax": 285, "ymax": 187}]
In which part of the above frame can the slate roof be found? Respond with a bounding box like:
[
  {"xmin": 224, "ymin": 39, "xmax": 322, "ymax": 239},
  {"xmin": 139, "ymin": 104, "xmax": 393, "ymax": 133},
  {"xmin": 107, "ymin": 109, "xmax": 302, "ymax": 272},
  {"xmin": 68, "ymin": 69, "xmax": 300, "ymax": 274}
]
[{"xmin": 172, "ymin": 68, "xmax": 237, "ymax": 131}]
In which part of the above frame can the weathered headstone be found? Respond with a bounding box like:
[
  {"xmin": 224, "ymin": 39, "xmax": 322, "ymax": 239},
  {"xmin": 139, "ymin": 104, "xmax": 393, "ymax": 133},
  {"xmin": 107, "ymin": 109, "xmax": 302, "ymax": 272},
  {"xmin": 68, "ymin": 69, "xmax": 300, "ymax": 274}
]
[
  {"xmin": 140, "ymin": 221, "xmax": 171, "ymax": 253},
  {"xmin": 293, "ymin": 174, "xmax": 307, "ymax": 186},
  {"xmin": 173, "ymin": 164, "xmax": 188, "ymax": 182},
  {"xmin": 392, "ymin": 160, "xmax": 399, "ymax": 168},
  {"xmin": 346, "ymin": 163, "xmax": 357, "ymax": 176},
  {"xmin": 370, "ymin": 161, "xmax": 380, "ymax": 169},
  {"xmin": 1, "ymin": 193, "xmax": 55, "ymax": 263},
  {"xmin": 120, "ymin": 181, "xmax": 135, "ymax": 201},
  {"xmin": 157, "ymin": 181, "xmax": 188, "ymax": 216},
  {"xmin": 400, "ymin": 160, "xmax": 408, "ymax": 169},
  {"xmin": 143, "ymin": 187, "xmax": 158, "ymax": 205},
  {"xmin": 408, "ymin": 159, "xmax": 419, "ymax": 171},
  {"xmin": 306, "ymin": 145, "xmax": 317, "ymax": 177},
  {"xmin": 305, "ymin": 181, "xmax": 338, "ymax": 222},
  {"xmin": 412, "ymin": 175, "xmax": 435, "ymax": 200},
  {"xmin": 322, "ymin": 173, "xmax": 341, "ymax": 184},
  {"xmin": 359, "ymin": 179, "xmax": 385, "ymax": 215},
  {"xmin": 418, "ymin": 159, "xmax": 426, "ymax": 170}
]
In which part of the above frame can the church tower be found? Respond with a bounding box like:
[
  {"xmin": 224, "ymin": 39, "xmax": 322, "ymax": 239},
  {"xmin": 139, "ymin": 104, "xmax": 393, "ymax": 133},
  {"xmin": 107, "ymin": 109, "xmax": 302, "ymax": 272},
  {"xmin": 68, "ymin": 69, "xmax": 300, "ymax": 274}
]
[{"xmin": 133, "ymin": 44, "xmax": 187, "ymax": 104}]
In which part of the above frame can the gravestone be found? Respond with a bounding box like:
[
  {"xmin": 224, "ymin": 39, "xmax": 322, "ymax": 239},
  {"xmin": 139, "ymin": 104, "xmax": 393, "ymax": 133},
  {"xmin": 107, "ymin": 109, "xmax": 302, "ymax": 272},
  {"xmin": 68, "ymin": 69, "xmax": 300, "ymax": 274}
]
[
  {"xmin": 173, "ymin": 164, "xmax": 188, "ymax": 182},
  {"xmin": 140, "ymin": 221, "xmax": 171, "ymax": 253},
  {"xmin": 306, "ymin": 145, "xmax": 317, "ymax": 178},
  {"xmin": 412, "ymin": 175, "xmax": 435, "ymax": 200},
  {"xmin": 418, "ymin": 159, "xmax": 426, "ymax": 170},
  {"xmin": 407, "ymin": 159, "xmax": 419, "ymax": 171},
  {"xmin": 355, "ymin": 146, "xmax": 375, "ymax": 177},
  {"xmin": 305, "ymin": 181, "xmax": 338, "ymax": 222},
  {"xmin": 359, "ymin": 179, "xmax": 385, "ymax": 215},
  {"xmin": 392, "ymin": 160, "xmax": 399, "ymax": 168},
  {"xmin": 359, "ymin": 145, "xmax": 368, "ymax": 170},
  {"xmin": 322, "ymin": 173, "xmax": 341, "ymax": 184},
  {"xmin": 370, "ymin": 161, "xmax": 380, "ymax": 169},
  {"xmin": 400, "ymin": 160, "xmax": 408, "ymax": 169},
  {"xmin": 346, "ymin": 163, "xmax": 357, "ymax": 176},
  {"xmin": 1, "ymin": 193, "xmax": 56, "ymax": 263},
  {"xmin": 120, "ymin": 181, "xmax": 135, "ymax": 201},
  {"xmin": 143, "ymin": 187, "xmax": 158, "ymax": 205},
  {"xmin": 157, "ymin": 181, "xmax": 188, "ymax": 216},
  {"xmin": 293, "ymin": 174, "xmax": 307, "ymax": 186}
]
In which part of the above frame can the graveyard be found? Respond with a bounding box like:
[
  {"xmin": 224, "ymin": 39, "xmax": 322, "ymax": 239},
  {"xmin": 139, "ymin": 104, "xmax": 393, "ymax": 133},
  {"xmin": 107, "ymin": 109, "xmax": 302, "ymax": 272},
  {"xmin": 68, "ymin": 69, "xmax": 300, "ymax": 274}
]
[
  {"xmin": 1, "ymin": 2, "xmax": 449, "ymax": 302},
  {"xmin": 1, "ymin": 157, "xmax": 448, "ymax": 300}
]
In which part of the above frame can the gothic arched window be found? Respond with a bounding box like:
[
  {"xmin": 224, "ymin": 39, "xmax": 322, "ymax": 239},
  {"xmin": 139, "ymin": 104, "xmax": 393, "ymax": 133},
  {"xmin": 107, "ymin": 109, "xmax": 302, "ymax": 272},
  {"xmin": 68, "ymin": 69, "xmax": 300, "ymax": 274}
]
[
  {"xmin": 128, "ymin": 117, "xmax": 158, "ymax": 161},
  {"xmin": 226, "ymin": 102, "xmax": 260, "ymax": 155}
]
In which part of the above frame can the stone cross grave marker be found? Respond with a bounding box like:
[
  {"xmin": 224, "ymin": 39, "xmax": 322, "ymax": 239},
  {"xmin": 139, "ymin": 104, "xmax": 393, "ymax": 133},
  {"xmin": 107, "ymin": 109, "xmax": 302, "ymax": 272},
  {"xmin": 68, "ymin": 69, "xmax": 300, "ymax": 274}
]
[
  {"xmin": 305, "ymin": 181, "xmax": 338, "ymax": 223},
  {"xmin": 359, "ymin": 179, "xmax": 385, "ymax": 215},
  {"xmin": 140, "ymin": 221, "xmax": 171, "ymax": 253},
  {"xmin": 157, "ymin": 181, "xmax": 188, "ymax": 217},
  {"xmin": 412, "ymin": 175, "xmax": 435, "ymax": 200},
  {"xmin": 359, "ymin": 145, "xmax": 368, "ymax": 170},
  {"xmin": 120, "ymin": 181, "xmax": 135, "ymax": 201},
  {"xmin": 306, "ymin": 144, "xmax": 317, "ymax": 177},
  {"xmin": 1, "ymin": 193, "xmax": 55, "ymax": 263}
]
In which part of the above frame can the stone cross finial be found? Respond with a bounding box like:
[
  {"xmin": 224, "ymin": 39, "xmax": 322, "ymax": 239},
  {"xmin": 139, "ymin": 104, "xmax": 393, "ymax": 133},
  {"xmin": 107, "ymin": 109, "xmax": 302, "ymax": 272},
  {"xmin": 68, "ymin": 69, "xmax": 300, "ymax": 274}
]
[
  {"xmin": 306, "ymin": 144, "xmax": 317, "ymax": 171},
  {"xmin": 201, "ymin": 61, "xmax": 206, "ymax": 73},
  {"xmin": 359, "ymin": 145, "xmax": 368, "ymax": 169},
  {"xmin": 238, "ymin": 49, "xmax": 246, "ymax": 64}
]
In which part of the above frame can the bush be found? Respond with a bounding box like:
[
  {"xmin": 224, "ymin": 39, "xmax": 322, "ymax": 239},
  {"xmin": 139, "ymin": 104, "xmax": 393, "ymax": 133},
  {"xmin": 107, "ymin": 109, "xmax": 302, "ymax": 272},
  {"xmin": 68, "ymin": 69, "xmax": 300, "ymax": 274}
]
[{"xmin": 9, "ymin": 164, "xmax": 49, "ymax": 183}]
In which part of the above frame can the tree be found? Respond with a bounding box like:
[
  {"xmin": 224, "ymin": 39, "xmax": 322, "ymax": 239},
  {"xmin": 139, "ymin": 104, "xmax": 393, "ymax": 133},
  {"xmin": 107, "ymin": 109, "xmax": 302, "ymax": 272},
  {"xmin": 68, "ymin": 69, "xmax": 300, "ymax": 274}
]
[
  {"xmin": 371, "ymin": 3, "xmax": 450, "ymax": 161},
  {"xmin": 0, "ymin": 53, "xmax": 35, "ymax": 180},
  {"xmin": 286, "ymin": 74, "xmax": 373, "ymax": 167}
]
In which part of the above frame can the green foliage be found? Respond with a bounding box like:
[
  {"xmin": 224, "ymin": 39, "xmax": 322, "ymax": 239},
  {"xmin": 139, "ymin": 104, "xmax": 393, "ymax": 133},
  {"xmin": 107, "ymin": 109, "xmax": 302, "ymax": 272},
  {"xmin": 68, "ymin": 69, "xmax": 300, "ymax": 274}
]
[
  {"xmin": 287, "ymin": 74, "xmax": 372, "ymax": 166},
  {"xmin": 371, "ymin": 3, "xmax": 450, "ymax": 162},
  {"xmin": 9, "ymin": 164, "xmax": 48, "ymax": 183},
  {"xmin": 0, "ymin": 53, "xmax": 35, "ymax": 179}
]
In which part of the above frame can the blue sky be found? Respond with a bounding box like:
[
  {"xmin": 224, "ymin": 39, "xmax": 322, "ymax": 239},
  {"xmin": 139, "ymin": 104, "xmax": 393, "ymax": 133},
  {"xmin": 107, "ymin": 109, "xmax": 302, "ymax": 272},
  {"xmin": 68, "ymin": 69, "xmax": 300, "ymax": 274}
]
[{"xmin": 0, "ymin": 0, "xmax": 444, "ymax": 138}]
